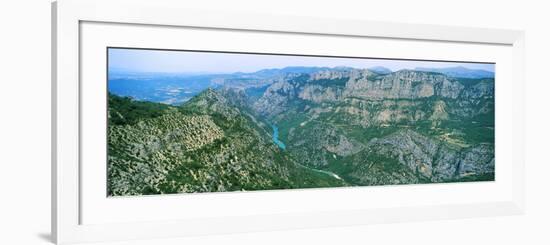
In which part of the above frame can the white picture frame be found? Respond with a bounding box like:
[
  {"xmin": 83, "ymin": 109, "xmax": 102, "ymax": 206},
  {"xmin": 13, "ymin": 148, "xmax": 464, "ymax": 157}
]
[{"xmin": 52, "ymin": 0, "xmax": 525, "ymax": 244}]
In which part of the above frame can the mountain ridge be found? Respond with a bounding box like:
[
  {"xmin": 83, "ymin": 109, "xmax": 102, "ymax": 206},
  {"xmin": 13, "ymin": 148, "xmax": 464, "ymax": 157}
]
[{"xmin": 415, "ymin": 66, "xmax": 494, "ymax": 79}]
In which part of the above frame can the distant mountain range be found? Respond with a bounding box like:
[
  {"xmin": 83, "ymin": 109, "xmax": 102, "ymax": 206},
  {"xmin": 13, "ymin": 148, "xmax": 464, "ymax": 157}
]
[
  {"xmin": 248, "ymin": 65, "xmax": 396, "ymax": 77},
  {"xmin": 415, "ymin": 66, "xmax": 494, "ymax": 79},
  {"xmin": 247, "ymin": 65, "xmax": 495, "ymax": 79},
  {"xmin": 249, "ymin": 66, "xmax": 337, "ymax": 77}
]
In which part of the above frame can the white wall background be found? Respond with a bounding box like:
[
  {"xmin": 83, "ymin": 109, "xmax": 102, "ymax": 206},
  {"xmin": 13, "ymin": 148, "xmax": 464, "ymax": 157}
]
[{"xmin": 0, "ymin": 0, "xmax": 548, "ymax": 244}]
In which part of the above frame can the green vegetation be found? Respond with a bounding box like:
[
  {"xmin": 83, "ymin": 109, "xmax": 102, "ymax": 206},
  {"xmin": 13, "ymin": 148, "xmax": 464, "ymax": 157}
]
[
  {"xmin": 455, "ymin": 77, "xmax": 494, "ymax": 88},
  {"xmin": 108, "ymin": 93, "xmax": 172, "ymax": 126},
  {"xmin": 314, "ymin": 78, "xmax": 349, "ymax": 87}
]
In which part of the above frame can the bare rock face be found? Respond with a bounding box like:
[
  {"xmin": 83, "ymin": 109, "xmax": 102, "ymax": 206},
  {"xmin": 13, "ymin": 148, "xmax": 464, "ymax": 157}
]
[
  {"xmin": 435, "ymin": 78, "xmax": 464, "ymax": 99},
  {"xmin": 253, "ymin": 79, "xmax": 297, "ymax": 117},
  {"xmin": 366, "ymin": 130, "xmax": 494, "ymax": 182},
  {"xmin": 430, "ymin": 100, "xmax": 449, "ymax": 120},
  {"xmin": 298, "ymin": 85, "xmax": 340, "ymax": 103},
  {"xmin": 310, "ymin": 69, "xmax": 351, "ymax": 80},
  {"xmin": 457, "ymin": 144, "xmax": 495, "ymax": 177},
  {"xmin": 461, "ymin": 80, "xmax": 495, "ymax": 99},
  {"xmin": 287, "ymin": 123, "xmax": 364, "ymax": 167},
  {"xmin": 369, "ymin": 130, "xmax": 439, "ymax": 178},
  {"xmin": 429, "ymin": 100, "xmax": 449, "ymax": 127},
  {"xmin": 184, "ymin": 88, "xmax": 241, "ymax": 119},
  {"xmin": 322, "ymin": 129, "xmax": 364, "ymax": 157},
  {"xmin": 252, "ymin": 68, "xmax": 493, "ymax": 128},
  {"xmin": 256, "ymin": 69, "xmax": 468, "ymax": 112},
  {"xmin": 431, "ymin": 150, "xmax": 461, "ymax": 181},
  {"xmin": 344, "ymin": 70, "xmax": 463, "ymax": 100}
]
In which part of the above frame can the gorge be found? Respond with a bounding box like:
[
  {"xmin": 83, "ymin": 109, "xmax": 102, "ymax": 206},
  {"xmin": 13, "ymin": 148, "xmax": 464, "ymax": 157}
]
[{"xmin": 107, "ymin": 65, "xmax": 495, "ymax": 196}]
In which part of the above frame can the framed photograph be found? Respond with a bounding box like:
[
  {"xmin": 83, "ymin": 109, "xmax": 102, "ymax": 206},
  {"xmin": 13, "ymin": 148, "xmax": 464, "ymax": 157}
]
[{"xmin": 52, "ymin": 0, "xmax": 525, "ymax": 244}]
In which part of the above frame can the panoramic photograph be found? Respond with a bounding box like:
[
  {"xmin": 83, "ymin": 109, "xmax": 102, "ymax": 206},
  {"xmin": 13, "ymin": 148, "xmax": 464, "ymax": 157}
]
[{"xmin": 107, "ymin": 47, "xmax": 495, "ymax": 197}]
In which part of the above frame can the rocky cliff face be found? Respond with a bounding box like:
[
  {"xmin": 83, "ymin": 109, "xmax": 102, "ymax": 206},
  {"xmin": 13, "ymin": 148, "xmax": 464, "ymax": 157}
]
[
  {"xmin": 253, "ymin": 69, "xmax": 493, "ymax": 123},
  {"xmin": 253, "ymin": 75, "xmax": 303, "ymax": 117},
  {"xmin": 366, "ymin": 130, "xmax": 494, "ymax": 182},
  {"xmin": 344, "ymin": 70, "xmax": 463, "ymax": 100},
  {"xmin": 255, "ymin": 69, "xmax": 468, "ymax": 105},
  {"xmin": 249, "ymin": 67, "xmax": 495, "ymax": 185},
  {"xmin": 256, "ymin": 69, "xmax": 494, "ymax": 102},
  {"xmin": 286, "ymin": 121, "xmax": 364, "ymax": 167}
]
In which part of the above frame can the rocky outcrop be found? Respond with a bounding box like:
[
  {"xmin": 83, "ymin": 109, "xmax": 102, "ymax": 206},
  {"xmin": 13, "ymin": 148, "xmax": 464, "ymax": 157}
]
[
  {"xmin": 253, "ymin": 68, "xmax": 493, "ymax": 127},
  {"xmin": 253, "ymin": 79, "xmax": 298, "ymax": 117},
  {"xmin": 461, "ymin": 80, "xmax": 495, "ymax": 99},
  {"xmin": 369, "ymin": 130, "xmax": 441, "ymax": 179},
  {"xmin": 287, "ymin": 122, "xmax": 364, "ymax": 167},
  {"xmin": 310, "ymin": 69, "xmax": 351, "ymax": 80},
  {"xmin": 298, "ymin": 85, "xmax": 341, "ymax": 103},
  {"xmin": 343, "ymin": 70, "xmax": 464, "ymax": 100},
  {"xmin": 429, "ymin": 100, "xmax": 449, "ymax": 126},
  {"xmin": 254, "ymin": 69, "xmax": 473, "ymax": 114},
  {"xmin": 456, "ymin": 144, "xmax": 495, "ymax": 177},
  {"xmin": 366, "ymin": 130, "xmax": 494, "ymax": 182}
]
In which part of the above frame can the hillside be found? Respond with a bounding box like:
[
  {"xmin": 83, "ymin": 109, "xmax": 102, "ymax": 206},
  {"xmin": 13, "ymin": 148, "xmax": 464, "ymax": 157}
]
[{"xmin": 107, "ymin": 90, "xmax": 346, "ymax": 196}]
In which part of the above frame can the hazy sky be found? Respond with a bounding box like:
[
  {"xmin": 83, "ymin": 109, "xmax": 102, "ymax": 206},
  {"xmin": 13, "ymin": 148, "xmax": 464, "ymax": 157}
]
[{"xmin": 108, "ymin": 48, "xmax": 495, "ymax": 74}]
